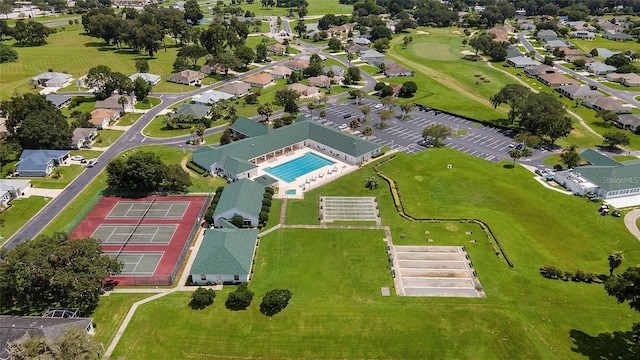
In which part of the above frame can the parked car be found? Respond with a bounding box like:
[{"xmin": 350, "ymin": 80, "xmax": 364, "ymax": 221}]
[
  {"xmin": 343, "ymin": 114, "xmax": 352, "ymax": 119},
  {"xmin": 374, "ymin": 104, "xmax": 383, "ymax": 109},
  {"xmin": 338, "ymin": 124, "xmax": 348, "ymax": 130},
  {"xmin": 70, "ymin": 155, "xmax": 85, "ymax": 161},
  {"xmin": 87, "ymin": 159, "xmax": 98, "ymax": 167}
]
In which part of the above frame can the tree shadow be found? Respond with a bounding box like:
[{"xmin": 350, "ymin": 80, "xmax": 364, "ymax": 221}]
[
  {"xmin": 503, "ymin": 164, "xmax": 515, "ymax": 169},
  {"xmin": 570, "ymin": 329, "xmax": 638, "ymax": 360}
]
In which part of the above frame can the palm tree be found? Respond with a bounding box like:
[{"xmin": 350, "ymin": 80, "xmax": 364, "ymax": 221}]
[
  {"xmin": 509, "ymin": 148, "xmax": 523, "ymax": 167},
  {"xmin": 378, "ymin": 109, "xmax": 394, "ymax": 127},
  {"xmin": 362, "ymin": 126, "xmax": 373, "ymax": 140},
  {"xmin": 307, "ymin": 103, "xmax": 315, "ymax": 117},
  {"xmin": 360, "ymin": 105, "xmax": 371, "ymax": 121},
  {"xmin": 117, "ymin": 96, "xmax": 128, "ymax": 114},
  {"xmin": 189, "ymin": 126, "xmax": 197, "ymax": 144},
  {"xmin": 608, "ymin": 251, "xmax": 624, "ymax": 277},
  {"xmin": 319, "ymin": 109, "xmax": 326, "ymax": 123},
  {"xmin": 257, "ymin": 102, "xmax": 273, "ymax": 123},
  {"xmin": 196, "ymin": 123, "xmax": 206, "ymax": 143}
]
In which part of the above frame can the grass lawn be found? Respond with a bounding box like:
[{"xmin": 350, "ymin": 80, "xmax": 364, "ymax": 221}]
[
  {"xmin": 110, "ymin": 150, "xmax": 640, "ymax": 358},
  {"xmin": 543, "ymin": 153, "xmax": 562, "ymax": 167},
  {"xmin": 599, "ymin": 81, "xmax": 640, "ymax": 92},
  {"xmin": 386, "ymin": 28, "xmax": 511, "ymax": 123},
  {"xmin": 0, "ymin": 196, "xmax": 47, "ymax": 242},
  {"xmin": 94, "ymin": 129, "xmax": 124, "ymax": 146},
  {"xmin": 234, "ymin": 79, "xmax": 288, "ymax": 118},
  {"xmin": 92, "ymin": 293, "xmax": 154, "ymax": 349},
  {"xmin": 116, "ymin": 113, "xmax": 142, "ymax": 126},
  {"xmin": 143, "ymin": 115, "xmax": 226, "ymax": 138},
  {"xmin": 262, "ymin": 198, "xmax": 282, "ymax": 231},
  {"xmin": 236, "ymin": 0, "xmax": 352, "ymax": 16},
  {"xmin": 359, "ymin": 64, "xmax": 382, "ymax": 76},
  {"xmin": 134, "ymin": 97, "xmax": 162, "ymax": 110},
  {"xmin": 571, "ymin": 37, "xmax": 640, "ymax": 56},
  {"xmin": 202, "ymin": 131, "xmax": 223, "ymax": 145},
  {"xmin": 28, "ymin": 165, "xmax": 84, "ymax": 189},
  {"xmin": 0, "ymin": 28, "xmax": 183, "ymax": 98},
  {"xmin": 70, "ymin": 149, "xmax": 103, "ymax": 159},
  {"xmin": 614, "ymin": 155, "xmax": 640, "ymax": 162}
]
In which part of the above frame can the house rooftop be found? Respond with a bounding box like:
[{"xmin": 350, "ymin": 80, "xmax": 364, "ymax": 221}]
[
  {"xmin": 175, "ymin": 103, "xmax": 210, "ymax": 119},
  {"xmin": 213, "ymin": 179, "xmax": 265, "ymax": 221},
  {"xmin": 190, "ymin": 228, "xmax": 258, "ymax": 276},
  {"xmin": 230, "ymin": 117, "xmax": 270, "ymax": 137},
  {"xmin": 244, "ymin": 73, "xmax": 273, "ymax": 85}
]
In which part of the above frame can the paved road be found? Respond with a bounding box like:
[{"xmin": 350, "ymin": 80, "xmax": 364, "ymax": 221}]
[{"xmin": 624, "ymin": 210, "xmax": 640, "ymax": 242}]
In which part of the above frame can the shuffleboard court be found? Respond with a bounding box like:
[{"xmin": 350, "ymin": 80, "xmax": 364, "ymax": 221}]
[
  {"xmin": 320, "ymin": 196, "xmax": 379, "ymax": 222},
  {"xmin": 92, "ymin": 225, "xmax": 177, "ymax": 245},
  {"xmin": 106, "ymin": 201, "xmax": 189, "ymax": 219},
  {"xmin": 104, "ymin": 251, "xmax": 163, "ymax": 276}
]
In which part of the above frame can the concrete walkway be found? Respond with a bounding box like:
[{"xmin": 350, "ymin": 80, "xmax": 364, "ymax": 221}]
[{"xmin": 624, "ymin": 210, "xmax": 640, "ymax": 241}]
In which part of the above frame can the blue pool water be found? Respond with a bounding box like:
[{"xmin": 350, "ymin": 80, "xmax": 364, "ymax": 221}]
[
  {"xmin": 285, "ymin": 189, "xmax": 296, "ymax": 195},
  {"xmin": 265, "ymin": 152, "xmax": 335, "ymax": 183}
]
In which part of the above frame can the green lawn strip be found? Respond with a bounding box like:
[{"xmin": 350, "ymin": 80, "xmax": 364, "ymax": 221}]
[
  {"xmin": 27, "ymin": 165, "xmax": 84, "ymax": 189},
  {"xmin": 234, "ymin": 79, "xmax": 288, "ymax": 118},
  {"xmin": 238, "ymin": 1, "xmax": 352, "ymax": 16},
  {"xmin": 94, "ymin": 129, "xmax": 124, "ymax": 146},
  {"xmin": 599, "ymin": 81, "xmax": 640, "ymax": 92},
  {"xmin": 262, "ymin": 198, "xmax": 282, "ymax": 230},
  {"xmin": 62, "ymin": 100, "xmax": 96, "ymax": 117},
  {"xmin": 143, "ymin": 115, "xmax": 196, "ymax": 138},
  {"xmin": 92, "ymin": 293, "xmax": 155, "ymax": 349},
  {"xmin": 134, "ymin": 97, "xmax": 162, "ymax": 110},
  {"xmin": 0, "ymin": 28, "xmax": 182, "ymax": 98},
  {"xmin": 571, "ymin": 37, "xmax": 640, "ymax": 54},
  {"xmin": 116, "ymin": 113, "xmax": 142, "ymax": 126},
  {"xmin": 202, "ymin": 131, "xmax": 223, "ymax": 145},
  {"xmin": 543, "ymin": 153, "xmax": 562, "ymax": 167},
  {"xmin": 70, "ymin": 149, "xmax": 103, "ymax": 159},
  {"xmin": 359, "ymin": 64, "xmax": 382, "ymax": 76},
  {"xmin": 614, "ymin": 155, "xmax": 640, "ymax": 161},
  {"xmin": 0, "ymin": 196, "xmax": 48, "ymax": 241}
]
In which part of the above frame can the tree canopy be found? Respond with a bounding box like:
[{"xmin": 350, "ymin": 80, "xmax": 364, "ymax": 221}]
[
  {"xmin": 5, "ymin": 326, "xmax": 102, "ymax": 360},
  {"xmin": 422, "ymin": 123, "xmax": 453, "ymax": 147},
  {"xmin": 0, "ymin": 233, "xmax": 122, "ymax": 315},
  {"xmin": 259, "ymin": 288, "xmax": 291, "ymax": 316},
  {"xmin": 106, "ymin": 151, "xmax": 191, "ymax": 193}
]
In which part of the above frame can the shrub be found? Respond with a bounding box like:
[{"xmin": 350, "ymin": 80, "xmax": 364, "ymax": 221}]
[
  {"xmin": 225, "ymin": 283, "xmax": 254, "ymax": 311},
  {"xmin": 190, "ymin": 287, "xmax": 216, "ymax": 309},
  {"xmin": 259, "ymin": 289, "xmax": 291, "ymax": 316},
  {"xmin": 539, "ymin": 265, "xmax": 562, "ymax": 279},
  {"xmin": 261, "ymin": 205, "xmax": 270, "ymax": 214},
  {"xmin": 262, "ymin": 198, "xmax": 272, "ymax": 207},
  {"xmin": 573, "ymin": 269, "xmax": 586, "ymax": 282},
  {"xmin": 259, "ymin": 211, "xmax": 269, "ymax": 224},
  {"xmin": 264, "ymin": 187, "xmax": 275, "ymax": 195}
]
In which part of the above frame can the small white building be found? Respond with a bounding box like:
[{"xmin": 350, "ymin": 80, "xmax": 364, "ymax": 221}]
[
  {"xmin": 0, "ymin": 179, "xmax": 31, "ymax": 206},
  {"xmin": 212, "ymin": 179, "xmax": 265, "ymax": 227}
]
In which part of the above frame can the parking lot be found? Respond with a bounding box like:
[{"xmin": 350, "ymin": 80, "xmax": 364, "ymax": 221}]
[{"xmin": 316, "ymin": 102, "xmax": 548, "ymax": 165}]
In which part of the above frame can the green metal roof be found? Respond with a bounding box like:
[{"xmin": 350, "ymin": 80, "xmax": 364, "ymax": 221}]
[
  {"xmin": 576, "ymin": 163, "xmax": 640, "ymax": 192},
  {"xmin": 580, "ymin": 149, "xmax": 621, "ymax": 167},
  {"xmin": 253, "ymin": 174, "xmax": 279, "ymax": 186},
  {"xmin": 190, "ymin": 228, "xmax": 258, "ymax": 275},
  {"xmin": 222, "ymin": 156, "xmax": 257, "ymax": 174},
  {"xmin": 213, "ymin": 178, "xmax": 265, "ymax": 219},
  {"xmin": 231, "ymin": 117, "xmax": 270, "ymax": 137},
  {"xmin": 175, "ymin": 103, "xmax": 210, "ymax": 119},
  {"xmin": 217, "ymin": 218, "xmax": 238, "ymax": 229}
]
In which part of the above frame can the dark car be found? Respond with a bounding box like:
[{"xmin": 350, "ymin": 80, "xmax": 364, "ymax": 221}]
[{"xmin": 343, "ymin": 114, "xmax": 352, "ymax": 119}]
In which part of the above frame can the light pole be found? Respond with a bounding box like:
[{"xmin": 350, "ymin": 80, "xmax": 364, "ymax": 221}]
[{"xmin": 391, "ymin": 140, "xmax": 394, "ymax": 150}]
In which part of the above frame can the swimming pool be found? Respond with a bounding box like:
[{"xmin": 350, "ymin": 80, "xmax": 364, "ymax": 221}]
[{"xmin": 264, "ymin": 152, "xmax": 335, "ymax": 183}]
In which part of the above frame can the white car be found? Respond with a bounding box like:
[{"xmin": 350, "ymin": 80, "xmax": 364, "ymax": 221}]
[
  {"xmin": 374, "ymin": 104, "xmax": 383, "ymax": 109},
  {"xmin": 70, "ymin": 155, "xmax": 85, "ymax": 161},
  {"xmin": 338, "ymin": 124, "xmax": 348, "ymax": 130},
  {"xmin": 87, "ymin": 159, "xmax": 98, "ymax": 167}
]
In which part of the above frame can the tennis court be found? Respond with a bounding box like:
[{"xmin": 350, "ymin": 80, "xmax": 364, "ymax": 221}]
[
  {"xmin": 92, "ymin": 224, "xmax": 177, "ymax": 245},
  {"xmin": 320, "ymin": 196, "xmax": 379, "ymax": 222},
  {"xmin": 106, "ymin": 201, "xmax": 189, "ymax": 220},
  {"xmin": 103, "ymin": 251, "xmax": 164, "ymax": 276}
]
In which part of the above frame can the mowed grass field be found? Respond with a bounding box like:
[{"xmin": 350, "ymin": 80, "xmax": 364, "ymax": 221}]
[
  {"xmin": 571, "ymin": 37, "xmax": 640, "ymax": 58},
  {"xmin": 233, "ymin": 0, "xmax": 352, "ymax": 16},
  {"xmin": 386, "ymin": 28, "xmax": 512, "ymax": 123},
  {"xmin": 108, "ymin": 149, "xmax": 640, "ymax": 359}
]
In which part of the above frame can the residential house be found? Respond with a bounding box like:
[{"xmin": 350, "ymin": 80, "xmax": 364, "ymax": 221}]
[
  {"xmin": 506, "ymin": 46, "xmax": 522, "ymax": 59},
  {"xmin": 200, "ymin": 63, "xmax": 226, "ymax": 75},
  {"xmin": 544, "ymin": 39, "xmax": 572, "ymax": 49},
  {"xmin": 537, "ymin": 29, "xmax": 558, "ymax": 42},
  {"xmin": 30, "ymin": 71, "xmax": 73, "ymax": 88},
  {"xmin": 507, "ymin": 56, "xmax": 541, "ymax": 68},
  {"xmin": 218, "ymin": 82, "xmax": 252, "ymax": 98},
  {"xmin": 213, "ymin": 179, "xmax": 266, "ymax": 227},
  {"xmin": 524, "ymin": 64, "xmax": 556, "ymax": 77},
  {"xmin": 16, "ymin": 149, "xmax": 69, "ymax": 177},
  {"xmin": 230, "ymin": 117, "xmax": 270, "ymax": 139},
  {"xmin": 487, "ymin": 24, "xmax": 514, "ymax": 42},
  {"xmin": 606, "ymin": 73, "xmax": 640, "ymax": 87},
  {"xmin": 128, "ymin": 73, "xmax": 161, "ymax": 86},
  {"xmin": 323, "ymin": 65, "xmax": 345, "ymax": 78},
  {"xmin": 288, "ymin": 83, "xmax": 319, "ymax": 98},
  {"xmin": 538, "ymin": 73, "xmax": 580, "ymax": 87},
  {"xmin": 517, "ymin": 19, "xmax": 536, "ymax": 31},
  {"xmin": 0, "ymin": 314, "xmax": 94, "ymax": 359},
  {"xmin": 384, "ymin": 63, "xmax": 413, "ymax": 77},
  {"xmin": 360, "ymin": 50, "xmax": 385, "ymax": 66},
  {"xmin": 167, "ymin": 70, "xmax": 204, "ymax": 86},
  {"xmin": 191, "ymin": 90, "xmax": 235, "ymax": 105},
  {"xmin": 243, "ymin": 73, "xmax": 274, "ymax": 88},
  {"xmin": 353, "ymin": 37, "xmax": 371, "ymax": 45},
  {"xmin": 271, "ymin": 65, "xmax": 293, "ymax": 79},
  {"xmin": 616, "ymin": 114, "xmax": 640, "ymax": 132},
  {"xmin": 388, "ymin": 83, "xmax": 402, "ymax": 96},
  {"xmin": 603, "ymin": 33, "xmax": 633, "ymax": 41},
  {"xmin": 71, "ymin": 128, "xmax": 97, "ymax": 149},
  {"xmin": 558, "ymin": 47, "xmax": 585, "ymax": 60},
  {"xmin": 284, "ymin": 59, "xmax": 310, "ymax": 71},
  {"xmin": 267, "ymin": 43, "xmax": 286, "ymax": 55},
  {"xmin": 566, "ymin": 21, "xmax": 596, "ymax": 32},
  {"xmin": 189, "ymin": 228, "xmax": 259, "ymax": 284},
  {"xmin": 345, "ymin": 43, "xmax": 369, "ymax": 54},
  {"xmin": 556, "ymin": 85, "xmax": 601, "ymax": 100},
  {"xmin": 326, "ymin": 24, "xmax": 353, "ymax": 37},
  {"xmin": 570, "ymin": 31, "xmax": 596, "ymax": 39},
  {"xmin": 582, "ymin": 96, "xmax": 632, "ymax": 114},
  {"xmin": 175, "ymin": 103, "xmax": 211, "ymax": 120},
  {"xmin": 0, "ymin": 179, "xmax": 30, "ymax": 206},
  {"xmin": 599, "ymin": 19, "xmax": 626, "ymax": 34},
  {"xmin": 554, "ymin": 150, "xmax": 640, "ymax": 199},
  {"xmin": 94, "ymin": 94, "xmax": 136, "ymax": 113},
  {"xmin": 585, "ymin": 62, "xmax": 616, "ymax": 75},
  {"xmin": 45, "ymin": 94, "xmax": 71, "ymax": 109},
  {"xmin": 307, "ymin": 75, "xmax": 331, "ymax": 88},
  {"xmin": 90, "ymin": 108, "xmax": 119, "ymax": 129}
]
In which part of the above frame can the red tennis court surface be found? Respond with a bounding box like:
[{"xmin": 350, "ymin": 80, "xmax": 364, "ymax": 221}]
[{"xmin": 70, "ymin": 196, "xmax": 208, "ymax": 286}]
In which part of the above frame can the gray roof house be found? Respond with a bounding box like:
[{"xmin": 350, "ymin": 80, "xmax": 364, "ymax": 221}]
[
  {"xmin": 30, "ymin": 72, "xmax": 73, "ymax": 88},
  {"xmin": 507, "ymin": 56, "xmax": 541, "ymax": 68},
  {"xmin": 585, "ymin": 62, "xmax": 617, "ymax": 75},
  {"xmin": 191, "ymin": 90, "xmax": 235, "ymax": 105},
  {"xmin": 524, "ymin": 64, "xmax": 556, "ymax": 77},
  {"xmin": 71, "ymin": 128, "xmax": 97, "ymax": 149},
  {"xmin": 129, "ymin": 73, "xmax": 161, "ymax": 85},
  {"xmin": 616, "ymin": 114, "xmax": 640, "ymax": 132},
  {"xmin": 360, "ymin": 49, "xmax": 385, "ymax": 66},
  {"xmin": 16, "ymin": 149, "xmax": 69, "ymax": 177},
  {"xmin": 218, "ymin": 82, "xmax": 252, "ymax": 98},
  {"xmin": 0, "ymin": 179, "xmax": 30, "ymax": 206},
  {"xmin": 323, "ymin": 65, "xmax": 345, "ymax": 78},
  {"xmin": 95, "ymin": 94, "xmax": 136, "ymax": 112},
  {"xmin": 506, "ymin": 46, "xmax": 522, "ymax": 59},
  {"xmin": 582, "ymin": 96, "xmax": 632, "ymax": 114},
  {"xmin": 544, "ymin": 39, "xmax": 572, "ymax": 49},
  {"xmin": 595, "ymin": 48, "xmax": 620, "ymax": 59},
  {"xmin": 537, "ymin": 29, "xmax": 558, "ymax": 42},
  {"xmin": 213, "ymin": 179, "xmax": 266, "ymax": 227},
  {"xmin": 189, "ymin": 228, "xmax": 259, "ymax": 284},
  {"xmin": 192, "ymin": 117, "xmax": 382, "ymax": 181},
  {"xmin": 175, "ymin": 103, "xmax": 211, "ymax": 119},
  {"xmin": 603, "ymin": 32, "xmax": 633, "ymax": 41},
  {"xmin": 384, "ymin": 63, "xmax": 413, "ymax": 77},
  {"xmin": 45, "ymin": 94, "xmax": 71, "ymax": 109},
  {"xmin": 556, "ymin": 85, "xmax": 601, "ymax": 100}
]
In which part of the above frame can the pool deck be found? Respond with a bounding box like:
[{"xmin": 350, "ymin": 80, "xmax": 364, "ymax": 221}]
[{"xmin": 258, "ymin": 148, "xmax": 356, "ymax": 199}]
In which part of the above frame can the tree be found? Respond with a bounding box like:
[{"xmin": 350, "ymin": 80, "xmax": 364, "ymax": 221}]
[
  {"xmin": 118, "ymin": 95, "xmax": 129, "ymax": 113},
  {"xmin": 163, "ymin": 164, "xmax": 192, "ymax": 192},
  {"xmin": 294, "ymin": 19, "xmax": 306, "ymax": 37},
  {"xmin": 346, "ymin": 66, "xmax": 361, "ymax": 83},
  {"xmin": 178, "ymin": 45, "xmax": 208, "ymax": 66},
  {"xmin": 214, "ymin": 51, "xmax": 241, "ymax": 74},
  {"xmin": 491, "ymin": 84, "xmax": 531, "ymax": 124},
  {"xmin": 220, "ymin": 128, "xmax": 234, "ymax": 145},
  {"xmin": 133, "ymin": 77, "xmax": 152, "ymax": 102},
  {"xmin": 560, "ymin": 144, "xmax": 581, "ymax": 169},
  {"xmin": 378, "ymin": 109, "xmax": 394, "ymax": 127},
  {"xmin": 138, "ymin": 24, "xmax": 163, "ymax": 57},
  {"xmin": 373, "ymin": 38, "xmax": 390, "ymax": 52},
  {"xmin": 327, "ymin": 38, "xmax": 342, "ymax": 51},
  {"xmin": 225, "ymin": 283, "xmax": 254, "ymax": 310},
  {"xmin": 603, "ymin": 132, "xmax": 630, "ymax": 149},
  {"xmin": 0, "ymin": 43, "xmax": 17, "ymax": 63},
  {"xmin": 319, "ymin": 109, "xmax": 326, "ymax": 122},
  {"xmin": 135, "ymin": 59, "xmax": 149, "ymax": 73},
  {"xmin": 349, "ymin": 118, "xmax": 360, "ymax": 130},
  {"xmin": 349, "ymin": 89, "xmax": 365, "ymax": 105},
  {"xmin": 422, "ymin": 123, "xmax": 453, "ymax": 147},
  {"xmin": 605, "ymin": 53, "xmax": 631, "ymax": 69},
  {"xmin": 597, "ymin": 109, "xmax": 618, "ymax": 124},
  {"xmin": 12, "ymin": 20, "xmax": 51, "ymax": 46},
  {"xmin": 609, "ymin": 251, "xmax": 625, "ymax": 277},
  {"xmin": 572, "ymin": 58, "xmax": 586, "ymax": 69},
  {"xmin": 87, "ymin": 65, "xmax": 115, "ymax": 99},
  {"xmin": 173, "ymin": 56, "xmax": 190, "ymax": 72},
  {"xmin": 257, "ymin": 102, "xmax": 273, "ymax": 123},
  {"xmin": 509, "ymin": 148, "xmax": 523, "ymax": 167},
  {"xmin": 14, "ymin": 109, "xmax": 72, "ymax": 150},
  {"xmin": 400, "ymin": 102, "xmax": 414, "ymax": 119},
  {"xmin": 399, "ymin": 81, "xmax": 418, "ymax": 97},
  {"xmin": 190, "ymin": 287, "xmax": 216, "ymax": 309},
  {"xmin": 0, "ymin": 232, "xmax": 122, "ymax": 315},
  {"xmin": 234, "ymin": 45, "xmax": 256, "ymax": 67},
  {"xmin": 274, "ymin": 88, "xmax": 300, "ymax": 116},
  {"xmin": 605, "ymin": 266, "xmax": 640, "ymax": 348},
  {"xmin": 360, "ymin": 105, "xmax": 371, "ymax": 121},
  {"xmin": 184, "ymin": 0, "xmax": 204, "ymax": 25},
  {"xmin": 259, "ymin": 288, "xmax": 292, "ymax": 316},
  {"xmin": 362, "ymin": 125, "xmax": 373, "ymax": 139},
  {"xmin": 255, "ymin": 42, "xmax": 268, "ymax": 62},
  {"xmin": 518, "ymin": 92, "xmax": 571, "ymax": 144},
  {"xmin": 365, "ymin": 177, "xmax": 379, "ymax": 190},
  {"xmin": 106, "ymin": 151, "xmax": 186, "ymax": 193},
  {"xmin": 6, "ymin": 326, "xmax": 102, "ymax": 360}
]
